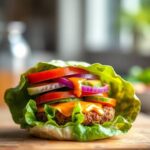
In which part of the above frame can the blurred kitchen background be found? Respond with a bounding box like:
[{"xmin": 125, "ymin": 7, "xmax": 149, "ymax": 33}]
[{"xmin": 0, "ymin": 0, "xmax": 150, "ymax": 114}]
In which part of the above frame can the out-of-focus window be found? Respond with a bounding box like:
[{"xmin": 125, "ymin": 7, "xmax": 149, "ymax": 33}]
[
  {"xmin": 85, "ymin": 0, "xmax": 109, "ymax": 51},
  {"xmin": 120, "ymin": 0, "xmax": 140, "ymax": 53},
  {"xmin": 84, "ymin": 0, "xmax": 120, "ymax": 52}
]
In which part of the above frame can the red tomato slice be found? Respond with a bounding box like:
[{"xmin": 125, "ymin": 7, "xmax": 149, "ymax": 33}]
[
  {"xmin": 35, "ymin": 91, "xmax": 75, "ymax": 105},
  {"xmin": 27, "ymin": 67, "xmax": 88, "ymax": 84}
]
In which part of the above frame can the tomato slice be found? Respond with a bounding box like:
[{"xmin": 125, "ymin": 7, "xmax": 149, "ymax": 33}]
[
  {"xmin": 27, "ymin": 67, "xmax": 88, "ymax": 84},
  {"xmin": 84, "ymin": 96, "xmax": 116, "ymax": 107},
  {"xmin": 35, "ymin": 91, "xmax": 75, "ymax": 105}
]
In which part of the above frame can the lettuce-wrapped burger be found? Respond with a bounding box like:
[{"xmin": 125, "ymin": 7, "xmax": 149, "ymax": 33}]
[{"xmin": 4, "ymin": 60, "xmax": 141, "ymax": 141}]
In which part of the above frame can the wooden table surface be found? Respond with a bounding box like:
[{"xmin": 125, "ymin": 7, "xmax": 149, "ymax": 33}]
[{"xmin": 0, "ymin": 107, "xmax": 150, "ymax": 150}]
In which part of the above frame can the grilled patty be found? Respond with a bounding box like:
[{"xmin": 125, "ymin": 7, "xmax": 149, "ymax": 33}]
[{"xmin": 37, "ymin": 106, "xmax": 115, "ymax": 125}]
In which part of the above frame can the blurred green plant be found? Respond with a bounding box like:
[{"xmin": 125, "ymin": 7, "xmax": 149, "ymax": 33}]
[
  {"xmin": 121, "ymin": 0, "xmax": 150, "ymax": 27},
  {"xmin": 126, "ymin": 66, "xmax": 150, "ymax": 84}
]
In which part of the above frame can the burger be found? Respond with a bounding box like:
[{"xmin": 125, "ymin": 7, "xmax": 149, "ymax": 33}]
[{"xmin": 4, "ymin": 60, "xmax": 141, "ymax": 141}]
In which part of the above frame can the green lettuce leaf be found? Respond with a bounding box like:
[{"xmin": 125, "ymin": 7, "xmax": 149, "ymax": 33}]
[
  {"xmin": 25, "ymin": 99, "xmax": 131, "ymax": 141},
  {"xmin": 4, "ymin": 60, "xmax": 141, "ymax": 141}
]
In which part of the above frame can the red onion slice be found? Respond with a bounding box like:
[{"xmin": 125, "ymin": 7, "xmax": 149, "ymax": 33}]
[
  {"xmin": 57, "ymin": 77, "xmax": 109, "ymax": 94},
  {"xmin": 82, "ymin": 85, "xmax": 109, "ymax": 94},
  {"xmin": 71, "ymin": 74, "xmax": 99, "ymax": 79},
  {"xmin": 57, "ymin": 77, "xmax": 74, "ymax": 88}
]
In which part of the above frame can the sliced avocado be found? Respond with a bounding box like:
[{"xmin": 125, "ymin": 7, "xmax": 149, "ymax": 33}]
[{"xmin": 82, "ymin": 80, "xmax": 101, "ymax": 87}]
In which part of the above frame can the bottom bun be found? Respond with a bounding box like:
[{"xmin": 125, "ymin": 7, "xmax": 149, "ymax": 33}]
[{"xmin": 29, "ymin": 125, "xmax": 74, "ymax": 140}]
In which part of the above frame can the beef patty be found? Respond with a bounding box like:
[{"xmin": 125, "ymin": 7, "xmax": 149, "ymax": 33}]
[{"xmin": 36, "ymin": 106, "xmax": 115, "ymax": 125}]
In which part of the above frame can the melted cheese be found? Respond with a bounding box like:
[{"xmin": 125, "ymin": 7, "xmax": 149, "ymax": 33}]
[{"xmin": 38, "ymin": 101, "xmax": 104, "ymax": 117}]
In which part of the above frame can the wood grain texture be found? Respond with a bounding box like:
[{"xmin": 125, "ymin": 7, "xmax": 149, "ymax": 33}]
[{"xmin": 0, "ymin": 108, "xmax": 150, "ymax": 150}]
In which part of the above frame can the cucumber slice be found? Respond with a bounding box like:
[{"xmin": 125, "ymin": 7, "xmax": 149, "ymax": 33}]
[
  {"xmin": 84, "ymin": 96, "xmax": 116, "ymax": 107},
  {"xmin": 46, "ymin": 98, "xmax": 82, "ymax": 105},
  {"xmin": 27, "ymin": 82, "xmax": 65, "ymax": 95},
  {"xmin": 84, "ymin": 96, "xmax": 110, "ymax": 101}
]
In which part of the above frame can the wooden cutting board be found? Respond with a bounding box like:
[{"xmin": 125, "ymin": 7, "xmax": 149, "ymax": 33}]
[{"xmin": 0, "ymin": 107, "xmax": 150, "ymax": 150}]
